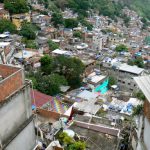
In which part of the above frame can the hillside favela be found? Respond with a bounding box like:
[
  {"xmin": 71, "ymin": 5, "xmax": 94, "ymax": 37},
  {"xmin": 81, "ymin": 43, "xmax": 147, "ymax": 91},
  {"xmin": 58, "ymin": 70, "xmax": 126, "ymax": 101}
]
[{"xmin": 0, "ymin": 0, "xmax": 150, "ymax": 150}]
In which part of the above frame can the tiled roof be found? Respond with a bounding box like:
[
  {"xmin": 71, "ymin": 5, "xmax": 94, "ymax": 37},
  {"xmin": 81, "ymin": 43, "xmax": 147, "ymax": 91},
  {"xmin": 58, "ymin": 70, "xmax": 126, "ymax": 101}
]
[
  {"xmin": 31, "ymin": 89, "xmax": 52, "ymax": 107},
  {"xmin": 31, "ymin": 90, "xmax": 70, "ymax": 114}
]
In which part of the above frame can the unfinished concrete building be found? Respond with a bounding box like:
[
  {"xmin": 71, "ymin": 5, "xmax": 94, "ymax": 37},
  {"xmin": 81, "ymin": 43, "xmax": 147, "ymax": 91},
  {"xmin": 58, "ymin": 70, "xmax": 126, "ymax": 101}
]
[{"xmin": 0, "ymin": 64, "xmax": 36, "ymax": 150}]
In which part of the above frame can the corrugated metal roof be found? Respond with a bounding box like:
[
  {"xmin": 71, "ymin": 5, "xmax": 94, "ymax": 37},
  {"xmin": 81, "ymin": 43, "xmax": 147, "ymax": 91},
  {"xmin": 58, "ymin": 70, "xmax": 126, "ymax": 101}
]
[
  {"xmin": 134, "ymin": 75, "xmax": 150, "ymax": 102},
  {"xmin": 119, "ymin": 63, "xmax": 144, "ymax": 75}
]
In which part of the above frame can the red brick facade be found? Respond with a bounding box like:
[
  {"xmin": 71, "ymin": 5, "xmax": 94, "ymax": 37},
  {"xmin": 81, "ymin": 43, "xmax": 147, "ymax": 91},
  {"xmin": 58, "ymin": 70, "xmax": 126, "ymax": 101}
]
[
  {"xmin": 144, "ymin": 100, "xmax": 150, "ymax": 122},
  {"xmin": 0, "ymin": 65, "xmax": 19, "ymax": 78},
  {"xmin": 0, "ymin": 65, "xmax": 23, "ymax": 102}
]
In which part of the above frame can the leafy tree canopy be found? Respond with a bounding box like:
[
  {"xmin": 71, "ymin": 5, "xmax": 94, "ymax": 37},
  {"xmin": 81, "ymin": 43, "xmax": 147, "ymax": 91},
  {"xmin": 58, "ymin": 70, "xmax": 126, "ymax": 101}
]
[
  {"xmin": 51, "ymin": 12, "xmax": 64, "ymax": 27},
  {"xmin": 40, "ymin": 55, "xmax": 54, "ymax": 75},
  {"xmin": 115, "ymin": 44, "xmax": 128, "ymax": 52},
  {"xmin": 37, "ymin": 74, "xmax": 67, "ymax": 96},
  {"xmin": 22, "ymin": 38, "xmax": 38, "ymax": 49},
  {"xmin": 28, "ymin": 71, "xmax": 67, "ymax": 96},
  {"xmin": 64, "ymin": 18, "xmax": 78, "ymax": 28},
  {"xmin": 40, "ymin": 55, "xmax": 85, "ymax": 88},
  {"xmin": 68, "ymin": 141, "xmax": 86, "ymax": 150},
  {"xmin": 55, "ymin": 55, "xmax": 85, "ymax": 88},
  {"xmin": 132, "ymin": 104, "xmax": 143, "ymax": 116},
  {"xmin": 108, "ymin": 76, "xmax": 117, "ymax": 88},
  {"xmin": 4, "ymin": 0, "xmax": 29, "ymax": 14},
  {"xmin": 48, "ymin": 39, "xmax": 59, "ymax": 51},
  {"xmin": 128, "ymin": 57, "xmax": 144, "ymax": 68},
  {"xmin": 0, "ymin": 19, "xmax": 16, "ymax": 33},
  {"xmin": 77, "ymin": 17, "xmax": 93, "ymax": 31},
  {"xmin": 20, "ymin": 22, "xmax": 37, "ymax": 40},
  {"xmin": 73, "ymin": 31, "xmax": 82, "ymax": 39},
  {"xmin": 57, "ymin": 132, "xmax": 85, "ymax": 150},
  {"xmin": 133, "ymin": 90, "xmax": 146, "ymax": 101}
]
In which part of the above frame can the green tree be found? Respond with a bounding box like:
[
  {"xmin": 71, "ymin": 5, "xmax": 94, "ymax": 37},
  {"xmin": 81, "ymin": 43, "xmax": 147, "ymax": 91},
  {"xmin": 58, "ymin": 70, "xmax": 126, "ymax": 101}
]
[
  {"xmin": 55, "ymin": 55, "xmax": 85, "ymax": 88},
  {"xmin": 64, "ymin": 18, "xmax": 78, "ymax": 28},
  {"xmin": 68, "ymin": 141, "xmax": 86, "ymax": 150},
  {"xmin": 4, "ymin": 0, "xmax": 29, "ymax": 14},
  {"xmin": 40, "ymin": 55, "xmax": 54, "ymax": 75},
  {"xmin": 108, "ymin": 76, "xmax": 117, "ymax": 88},
  {"xmin": 128, "ymin": 57, "xmax": 144, "ymax": 68},
  {"xmin": 134, "ymin": 57, "xmax": 144, "ymax": 68},
  {"xmin": 73, "ymin": 31, "xmax": 82, "ymax": 38},
  {"xmin": 48, "ymin": 39, "xmax": 59, "ymax": 51},
  {"xmin": 51, "ymin": 12, "xmax": 64, "ymax": 27},
  {"xmin": 128, "ymin": 59, "xmax": 135, "ymax": 66},
  {"xmin": 78, "ymin": 17, "xmax": 93, "ymax": 31},
  {"xmin": 58, "ymin": 132, "xmax": 73, "ymax": 145},
  {"xmin": 0, "ymin": 19, "xmax": 16, "ymax": 33},
  {"xmin": 144, "ymin": 36, "xmax": 150, "ymax": 45},
  {"xmin": 115, "ymin": 44, "xmax": 128, "ymax": 52},
  {"xmin": 20, "ymin": 22, "xmax": 37, "ymax": 40},
  {"xmin": 58, "ymin": 132, "xmax": 85, "ymax": 150},
  {"xmin": 36, "ymin": 73, "xmax": 67, "ymax": 96},
  {"xmin": 67, "ymin": 0, "xmax": 90, "ymax": 17},
  {"xmin": 134, "ymin": 90, "xmax": 146, "ymax": 101},
  {"xmin": 22, "ymin": 38, "xmax": 38, "ymax": 49},
  {"xmin": 132, "ymin": 104, "xmax": 143, "ymax": 116},
  {"xmin": 122, "ymin": 14, "xmax": 130, "ymax": 27}
]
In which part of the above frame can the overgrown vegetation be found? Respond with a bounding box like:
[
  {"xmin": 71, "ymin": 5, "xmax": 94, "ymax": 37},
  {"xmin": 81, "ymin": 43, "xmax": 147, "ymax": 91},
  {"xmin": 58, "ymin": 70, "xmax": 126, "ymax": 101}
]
[
  {"xmin": 57, "ymin": 132, "xmax": 86, "ymax": 150},
  {"xmin": 73, "ymin": 31, "xmax": 82, "ymax": 39},
  {"xmin": 121, "ymin": 0, "xmax": 150, "ymax": 20},
  {"xmin": 27, "ymin": 55, "xmax": 85, "ymax": 95},
  {"xmin": 0, "ymin": 19, "xmax": 16, "ymax": 33},
  {"xmin": 133, "ymin": 90, "xmax": 146, "ymax": 101},
  {"xmin": 20, "ymin": 22, "xmax": 38, "ymax": 40},
  {"xmin": 115, "ymin": 44, "xmax": 128, "ymax": 52},
  {"xmin": 128, "ymin": 57, "xmax": 144, "ymax": 68},
  {"xmin": 108, "ymin": 76, "xmax": 117, "ymax": 88},
  {"xmin": 132, "ymin": 104, "xmax": 143, "ymax": 116},
  {"xmin": 48, "ymin": 39, "xmax": 59, "ymax": 51},
  {"xmin": 4, "ymin": 0, "xmax": 29, "ymax": 14}
]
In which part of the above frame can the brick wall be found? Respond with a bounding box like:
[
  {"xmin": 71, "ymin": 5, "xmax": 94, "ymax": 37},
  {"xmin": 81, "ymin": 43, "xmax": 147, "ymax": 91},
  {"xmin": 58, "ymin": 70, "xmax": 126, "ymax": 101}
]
[
  {"xmin": 0, "ymin": 68, "xmax": 23, "ymax": 102},
  {"xmin": 36, "ymin": 108, "xmax": 69, "ymax": 120},
  {"xmin": 0, "ymin": 64, "xmax": 19, "ymax": 78},
  {"xmin": 144, "ymin": 100, "xmax": 150, "ymax": 122}
]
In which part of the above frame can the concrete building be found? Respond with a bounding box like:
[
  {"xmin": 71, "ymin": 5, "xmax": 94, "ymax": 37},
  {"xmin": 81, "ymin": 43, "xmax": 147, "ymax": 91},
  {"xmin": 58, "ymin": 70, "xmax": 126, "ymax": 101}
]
[
  {"xmin": 93, "ymin": 34, "xmax": 103, "ymax": 51},
  {"xmin": 0, "ymin": 64, "xmax": 36, "ymax": 150},
  {"xmin": 110, "ymin": 63, "xmax": 145, "ymax": 91},
  {"xmin": 133, "ymin": 75, "xmax": 150, "ymax": 150},
  {"xmin": 0, "ymin": 42, "xmax": 15, "ymax": 64},
  {"xmin": 12, "ymin": 13, "xmax": 31, "ymax": 30}
]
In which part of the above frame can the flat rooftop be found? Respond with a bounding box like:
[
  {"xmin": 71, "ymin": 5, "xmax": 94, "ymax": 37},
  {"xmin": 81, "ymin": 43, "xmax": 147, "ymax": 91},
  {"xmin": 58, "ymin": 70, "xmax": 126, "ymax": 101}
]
[{"xmin": 69, "ymin": 124, "xmax": 118, "ymax": 150}]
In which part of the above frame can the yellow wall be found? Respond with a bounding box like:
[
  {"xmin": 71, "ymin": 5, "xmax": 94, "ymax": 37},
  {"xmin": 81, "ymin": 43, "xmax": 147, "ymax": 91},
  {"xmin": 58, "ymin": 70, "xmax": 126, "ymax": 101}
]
[{"xmin": 12, "ymin": 13, "xmax": 31, "ymax": 30}]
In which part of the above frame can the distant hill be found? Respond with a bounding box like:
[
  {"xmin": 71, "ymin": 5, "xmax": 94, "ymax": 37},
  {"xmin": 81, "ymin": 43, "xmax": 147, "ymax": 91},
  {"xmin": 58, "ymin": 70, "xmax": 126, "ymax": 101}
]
[
  {"xmin": 39, "ymin": 0, "xmax": 150, "ymax": 20},
  {"xmin": 120, "ymin": 0, "xmax": 150, "ymax": 19}
]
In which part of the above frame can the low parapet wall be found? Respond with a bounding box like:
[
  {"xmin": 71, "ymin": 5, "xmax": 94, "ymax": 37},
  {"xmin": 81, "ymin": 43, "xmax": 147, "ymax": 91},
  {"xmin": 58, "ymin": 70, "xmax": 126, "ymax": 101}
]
[{"xmin": 74, "ymin": 120, "xmax": 120, "ymax": 137}]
